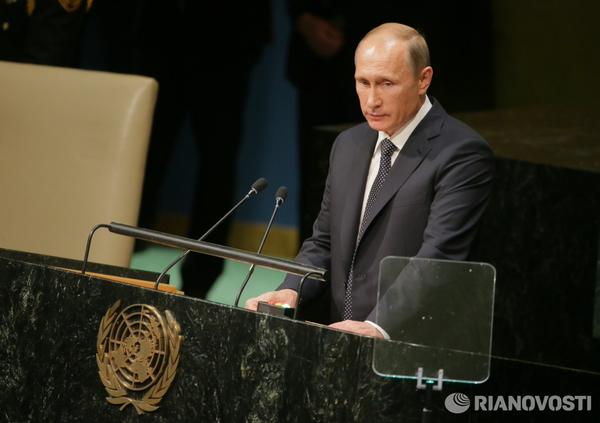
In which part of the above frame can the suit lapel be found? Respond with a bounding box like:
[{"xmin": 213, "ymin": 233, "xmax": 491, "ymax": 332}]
[
  {"xmin": 339, "ymin": 130, "xmax": 376, "ymax": 266},
  {"xmin": 357, "ymin": 101, "xmax": 445, "ymax": 248}
]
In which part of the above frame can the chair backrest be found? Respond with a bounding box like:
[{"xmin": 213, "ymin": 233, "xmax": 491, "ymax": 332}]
[{"xmin": 0, "ymin": 61, "xmax": 157, "ymax": 267}]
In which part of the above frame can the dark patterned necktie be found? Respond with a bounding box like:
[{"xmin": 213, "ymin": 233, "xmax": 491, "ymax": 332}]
[{"xmin": 343, "ymin": 138, "xmax": 397, "ymax": 320}]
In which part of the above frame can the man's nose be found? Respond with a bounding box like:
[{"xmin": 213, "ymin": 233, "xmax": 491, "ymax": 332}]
[{"xmin": 367, "ymin": 88, "xmax": 381, "ymax": 109}]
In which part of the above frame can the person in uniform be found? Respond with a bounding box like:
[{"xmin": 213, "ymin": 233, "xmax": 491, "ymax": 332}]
[{"xmin": 0, "ymin": 0, "xmax": 90, "ymax": 66}]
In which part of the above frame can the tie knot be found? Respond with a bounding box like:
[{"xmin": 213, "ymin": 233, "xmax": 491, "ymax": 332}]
[{"xmin": 380, "ymin": 138, "xmax": 397, "ymax": 158}]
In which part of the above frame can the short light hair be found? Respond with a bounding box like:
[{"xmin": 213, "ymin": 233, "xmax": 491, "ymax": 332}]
[{"xmin": 358, "ymin": 23, "xmax": 430, "ymax": 76}]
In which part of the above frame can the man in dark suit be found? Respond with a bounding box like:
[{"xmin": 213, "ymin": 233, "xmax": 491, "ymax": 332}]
[
  {"xmin": 246, "ymin": 23, "xmax": 494, "ymax": 338},
  {"xmin": 286, "ymin": 1, "xmax": 495, "ymax": 243}
]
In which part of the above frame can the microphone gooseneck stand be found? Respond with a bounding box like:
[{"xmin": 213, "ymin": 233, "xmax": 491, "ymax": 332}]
[
  {"xmin": 153, "ymin": 178, "xmax": 268, "ymax": 288},
  {"xmin": 233, "ymin": 187, "xmax": 287, "ymax": 307}
]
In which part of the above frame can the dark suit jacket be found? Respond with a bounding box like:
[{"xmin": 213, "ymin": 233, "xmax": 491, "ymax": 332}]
[{"xmin": 280, "ymin": 99, "xmax": 494, "ymax": 325}]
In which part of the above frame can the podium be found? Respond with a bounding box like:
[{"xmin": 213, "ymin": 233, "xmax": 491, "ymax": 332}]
[
  {"xmin": 0, "ymin": 249, "xmax": 423, "ymax": 422},
  {"xmin": 1, "ymin": 248, "xmax": 598, "ymax": 422}
]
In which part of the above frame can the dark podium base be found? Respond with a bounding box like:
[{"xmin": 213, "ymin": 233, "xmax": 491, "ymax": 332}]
[{"xmin": 1, "ymin": 251, "xmax": 598, "ymax": 422}]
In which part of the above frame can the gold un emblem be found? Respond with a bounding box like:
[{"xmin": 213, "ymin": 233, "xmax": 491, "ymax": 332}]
[{"xmin": 96, "ymin": 300, "xmax": 182, "ymax": 414}]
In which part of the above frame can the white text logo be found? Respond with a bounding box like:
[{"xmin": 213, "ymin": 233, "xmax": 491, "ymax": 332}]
[{"xmin": 444, "ymin": 394, "xmax": 592, "ymax": 413}]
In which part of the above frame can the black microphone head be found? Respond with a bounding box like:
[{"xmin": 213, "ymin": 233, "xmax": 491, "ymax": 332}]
[
  {"xmin": 250, "ymin": 177, "xmax": 268, "ymax": 195},
  {"xmin": 275, "ymin": 186, "xmax": 288, "ymax": 204}
]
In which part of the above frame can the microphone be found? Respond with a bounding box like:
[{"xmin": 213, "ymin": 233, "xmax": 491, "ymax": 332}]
[
  {"xmin": 154, "ymin": 177, "xmax": 268, "ymax": 287},
  {"xmin": 234, "ymin": 186, "xmax": 288, "ymax": 307}
]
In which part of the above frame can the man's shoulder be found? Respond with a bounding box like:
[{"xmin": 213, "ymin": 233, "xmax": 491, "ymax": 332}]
[
  {"xmin": 329, "ymin": 123, "xmax": 377, "ymax": 158},
  {"xmin": 427, "ymin": 102, "xmax": 489, "ymax": 151},
  {"xmin": 443, "ymin": 114, "xmax": 485, "ymax": 141},
  {"xmin": 436, "ymin": 114, "xmax": 494, "ymax": 164},
  {"xmin": 428, "ymin": 99, "xmax": 484, "ymax": 141},
  {"xmin": 335, "ymin": 122, "xmax": 375, "ymax": 145},
  {"xmin": 424, "ymin": 100, "xmax": 493, "ymax": 162},
  {"xmin": 324, "ymin": 122, "xmax": 376, "ymax": 166}
]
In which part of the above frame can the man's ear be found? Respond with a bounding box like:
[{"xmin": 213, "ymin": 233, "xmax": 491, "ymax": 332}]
[{"xmin": 418, "ymin": 66, "xmax": 433, "ymax": 94}]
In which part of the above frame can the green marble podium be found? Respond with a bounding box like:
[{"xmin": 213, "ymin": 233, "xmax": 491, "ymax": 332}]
[
  {"xmin": 0, "ymin": 250, "xmax": 424, "ymax": 422},
  {"xmin": 1, "ymin": 249, "xmax": 598, "ymax": 422}
]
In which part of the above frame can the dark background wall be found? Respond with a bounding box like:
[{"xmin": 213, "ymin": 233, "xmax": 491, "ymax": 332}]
[
  {"xmin": 492, "ymin": 0, "xmax": 600, "ymax": 108},
  {"xmin": 75, "ymin": 0, "xmax": 600, "ymax": 244}
]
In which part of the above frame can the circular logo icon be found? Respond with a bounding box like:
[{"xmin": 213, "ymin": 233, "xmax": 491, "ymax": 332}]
[
  {"xmin": 445, "ymin": 392, "xmax": 471, "ymax": 414},
  {"xmin": 97, "ymin": 301, "xmax": 183, "ymax": 414},
  {"xmin": 107, "ymin": 304, "xmax": 168, "ymax": 391}
]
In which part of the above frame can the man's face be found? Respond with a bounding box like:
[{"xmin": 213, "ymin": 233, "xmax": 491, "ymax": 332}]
[{"xmin": 355, "ymin": 38, "xmax": 431, "ymax": 136}]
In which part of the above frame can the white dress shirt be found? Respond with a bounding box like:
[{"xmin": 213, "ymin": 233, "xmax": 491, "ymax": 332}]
[{"xmin": 363, "ymin": 96, "xmax": 432, "ymax": 339}]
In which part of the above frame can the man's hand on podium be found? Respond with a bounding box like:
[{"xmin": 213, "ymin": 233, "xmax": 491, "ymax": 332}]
[
  {"xmin": 329, "ymin": 320, "xmax": 385, "ymax": 339},
  {"xmin": 245, "ymin": 292, "xmax": 385, "ymax": 339},
  {"xmin": 244, "ymin": 289, "xmax": 298, "ymax": 311}
]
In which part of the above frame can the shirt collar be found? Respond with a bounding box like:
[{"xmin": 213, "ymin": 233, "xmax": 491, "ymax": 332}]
[{"xmin": 375, "ymin": 95, "xmax": 433, "ymax": 153}]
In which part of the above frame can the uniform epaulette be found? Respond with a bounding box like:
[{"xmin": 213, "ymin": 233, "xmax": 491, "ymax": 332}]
[{"xmin": 57, "ymin": 0, "xmax": 81, "ymax": 13}]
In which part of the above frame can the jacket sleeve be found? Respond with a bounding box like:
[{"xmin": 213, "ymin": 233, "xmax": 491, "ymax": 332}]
[
  {"xmin": 367, "ymin": 136, "xmax": 495, "ymax": 328},
  {"xmin": 416, "ymin": 137, "xmax": 495, "ymax": 260},
  {"xmin": 278, "ymin": 138, "xmax": 339, "ymax": 301}
]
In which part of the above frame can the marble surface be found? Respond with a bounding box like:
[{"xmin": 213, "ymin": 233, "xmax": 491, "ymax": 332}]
[
  {"xmin": 1, "ymin": 255, "xmax": 599, "ymax": 422},
  {"xmin": 0, "ymin": 247, "xmax": 166, "ymax": 282},
  {"xmin": 471, "ymin": 158, "xmax": 600, "ymax": 374},
  {"xmin": 455, "ymin": 106, "xmax": 600, "ymax": 173},
  {"xmin": 0, "ymin": 257, "xmax": 421, "ymax": 422}
]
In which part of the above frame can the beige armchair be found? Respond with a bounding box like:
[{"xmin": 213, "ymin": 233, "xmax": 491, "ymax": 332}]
[{"xmin": 0, "ymin": 61, "xmax": 158, "ymax": 267}]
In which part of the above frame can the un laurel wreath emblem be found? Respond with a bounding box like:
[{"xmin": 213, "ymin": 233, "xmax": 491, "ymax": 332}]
[{"xmin": 96, "ymin": 300, "xmax": 182, "ymax": 414}]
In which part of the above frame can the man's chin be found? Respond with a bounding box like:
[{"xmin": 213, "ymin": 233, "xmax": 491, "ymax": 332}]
[{"xmin": 366, "ymin": 120, "xmax": 387, "ymax": 133}]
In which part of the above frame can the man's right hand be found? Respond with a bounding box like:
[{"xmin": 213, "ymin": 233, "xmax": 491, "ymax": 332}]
[{"xmin": 244, "ymin": 289, "xmax": 299, "ymax": 311}]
